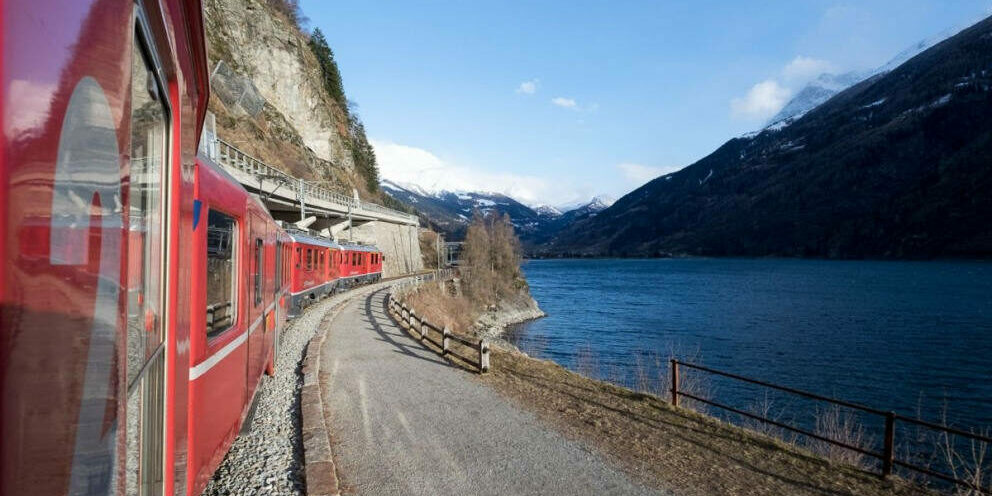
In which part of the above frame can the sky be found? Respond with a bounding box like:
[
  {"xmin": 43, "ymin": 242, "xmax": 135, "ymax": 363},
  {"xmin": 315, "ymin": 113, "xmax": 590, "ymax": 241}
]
[{"xmin": 300, "ymin": 1, "xmax": 992, "ymax": 208}]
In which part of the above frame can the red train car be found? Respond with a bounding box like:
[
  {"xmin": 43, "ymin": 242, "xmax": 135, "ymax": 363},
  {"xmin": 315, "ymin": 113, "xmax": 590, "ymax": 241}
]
[
  {"xmin": 0, "ymin": 0, "xmax": 276, "ymax": 494},
  {"xmin": 288, "ymin": 230, "xmax": 340, "ymax": 316},
  {"xmin": 187, "ymin": 157, "xmax": 290, "ymax": 492},
  {"xmin": 337, "ymin": 243, "xmax": 384, "ymax": 286},
  {"xmin": 0, "ymin": 1, "xmax": 385, "ymax": 494},
  {"xmin": 287, "ymin": 232, "xmax": 383, "ymax": 316}
]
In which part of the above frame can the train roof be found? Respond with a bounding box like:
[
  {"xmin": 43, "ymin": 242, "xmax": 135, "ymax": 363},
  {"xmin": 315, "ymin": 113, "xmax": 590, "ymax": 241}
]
[
  {"xmin": 287, "ymin": 231, "xmax": 341, "ymax": 249},
  {"xmin": 338, "ymin": 243, "xmax": 381, "ymax": 253}
]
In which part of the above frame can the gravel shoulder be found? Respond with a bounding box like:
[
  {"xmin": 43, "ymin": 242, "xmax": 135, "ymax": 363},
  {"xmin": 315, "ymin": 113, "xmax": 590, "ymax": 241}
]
[
  {"xmin": 318, "ymin": 289, "xmax": 661, "ymax": 496},
  {"xmin": 203, "ymin": 281, "xmax": 398, "ymax": 496}
]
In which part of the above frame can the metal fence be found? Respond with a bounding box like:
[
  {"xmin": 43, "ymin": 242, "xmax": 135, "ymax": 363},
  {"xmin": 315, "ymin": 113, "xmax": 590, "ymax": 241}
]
[
  {"xmin": 212, "ymin": 138, "xmax": 418, "ymax": 224},
  {"xmin": 671, "ymin": 360, "xmax": 992, "ymax": 494}
]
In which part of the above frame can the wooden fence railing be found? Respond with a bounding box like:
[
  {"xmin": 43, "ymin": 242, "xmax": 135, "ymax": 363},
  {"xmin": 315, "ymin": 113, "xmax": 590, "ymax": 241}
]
[{"xmin": 387, "ymin": 283, "xmax": 489, "ymax": 374}]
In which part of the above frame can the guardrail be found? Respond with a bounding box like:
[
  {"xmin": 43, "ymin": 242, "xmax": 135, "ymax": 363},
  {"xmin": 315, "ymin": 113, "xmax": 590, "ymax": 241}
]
[
  {"xmin": 387, "ymin": 270, "xmax": 489, "ymax": 373},
  {"xmin": 671, "ymin": 360, "xmax": 992, "ymax": 494},
  {"xmin": 213, "ymin": 138, "xmax": 418, "ymax": 224}
]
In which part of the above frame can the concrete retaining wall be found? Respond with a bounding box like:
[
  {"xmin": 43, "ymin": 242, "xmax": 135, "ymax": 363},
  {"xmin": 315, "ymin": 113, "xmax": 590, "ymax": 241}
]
[{"xmin": 348, "ymin": 222, "xmax": 424, "ymax": 278}]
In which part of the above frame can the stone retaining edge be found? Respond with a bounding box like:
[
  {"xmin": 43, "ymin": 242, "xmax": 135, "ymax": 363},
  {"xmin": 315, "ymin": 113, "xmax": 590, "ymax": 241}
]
[{"xmin": 301, "ymin": 311, "xmax": 340, "ymax": 496}]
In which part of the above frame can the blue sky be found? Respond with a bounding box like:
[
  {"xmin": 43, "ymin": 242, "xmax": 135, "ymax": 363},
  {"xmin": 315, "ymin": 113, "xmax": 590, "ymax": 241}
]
[{"xmin": 300, "ymin": 1, "xmax": 992, "ymax": 207}]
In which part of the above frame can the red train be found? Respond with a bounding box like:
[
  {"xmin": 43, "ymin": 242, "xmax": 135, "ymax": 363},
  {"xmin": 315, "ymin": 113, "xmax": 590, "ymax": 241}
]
[
  {"xmin": 288, "ymin": 230, "xmax": 383, "ymax": 316},
  {"xmin": 0, "ymin": 1, "xmax": 384, "ymax": 495}
]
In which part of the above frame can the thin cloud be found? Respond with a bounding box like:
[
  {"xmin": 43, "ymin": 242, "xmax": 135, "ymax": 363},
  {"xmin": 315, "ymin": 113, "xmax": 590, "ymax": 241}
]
[
  {"xmin": 617, "ymin": 163, "xmax": 683, "ymax": 184},
  {"xmin": 730, "ymin": 79, "xmax": 792, "ymax": 121},
  {"xmin": 782, "ymin": 56, "xmax": 835, "ymax": 82},
  {"xmin": 516, "ymin": 79, "xmax": 539, "ymax": 95},
  {"xmin": 551, "ymin": 97, "xmax": 578, "ymax": 109}
]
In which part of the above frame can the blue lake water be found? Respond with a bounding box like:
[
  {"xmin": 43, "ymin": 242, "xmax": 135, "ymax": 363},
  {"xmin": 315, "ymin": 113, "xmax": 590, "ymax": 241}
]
[{"xmin": 506, "ymin": 258, "xmax": 992, "ymax": 433}]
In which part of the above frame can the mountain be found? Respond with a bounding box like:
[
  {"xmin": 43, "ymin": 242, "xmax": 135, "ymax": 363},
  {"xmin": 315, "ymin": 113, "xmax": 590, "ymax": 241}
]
[
  {"xmin": 381, "ymin": 180, "xmax": 553, "ymax": 241},
  {"xmin": 382, "ymin": 180, "xmax": 615, "ymax": 247},
  {"xmin": 766, "ymin": 72, "xmax": 867, "ymax": 129},
  {"xmin": 766, "ymin": 28, "xmax": 959, "ymax": 131},
  {"xmin": 533, "ymin": 205, "xmax": 564, "ymax": 219},
  {"xmin": 542, "ymin": 16, "xmax": 992, "ymax": 259}
]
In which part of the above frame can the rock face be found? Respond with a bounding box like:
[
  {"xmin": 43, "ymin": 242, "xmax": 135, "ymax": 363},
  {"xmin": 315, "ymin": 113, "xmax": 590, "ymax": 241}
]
[
  {"xmin": 475, "ymin": 292, "xmax": 546, "ymax": 339},
  {"xmin": 347, "ymin": 222, "xmax": 424, "ymax": 277},
  {"xmin": 204, "ymin": 0, "xmax": 354, "ymax": 171}
]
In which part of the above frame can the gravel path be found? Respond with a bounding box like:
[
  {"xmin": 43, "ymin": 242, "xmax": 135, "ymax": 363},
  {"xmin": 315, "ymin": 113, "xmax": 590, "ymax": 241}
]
[
  {"xmin": 319, "ymin": 289, "xmax": 662, "ymax": 496},
  {"xmin": 204, "ymin": 282, "xmax": 395, "ymax": 496}
]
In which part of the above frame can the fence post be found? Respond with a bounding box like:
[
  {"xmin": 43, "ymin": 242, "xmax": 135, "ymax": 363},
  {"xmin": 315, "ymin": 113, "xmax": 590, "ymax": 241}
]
[
  {"xmin": 882, "ymin": 412, "xmax": 895, "ymax": 478},
  {"xmin": 420, "ymin": 321, "xmax": 428, "ymax": 340},
  {"xmin": 479, "ymin": 340, "xmax": 490, "ymax": 373},
  {"xmin": 442, "ymin": 326, "xmax": 450, "ymax": 355},
  {"xmin": 671, "ymin": 360, "xmax": 680, "ymax": 407},
  {"xmin": 409, "ymin": 310, "xmax": 417, "ymax": 330}
]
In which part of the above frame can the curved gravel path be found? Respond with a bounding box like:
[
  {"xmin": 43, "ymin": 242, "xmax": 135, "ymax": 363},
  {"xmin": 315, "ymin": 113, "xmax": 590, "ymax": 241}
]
[
  {"xmin": 204, "ymin": 281, "xmax": 396, "ymax": 496},
  {"xmin": 319, "ymin": 289, "xmax": 663, "ymax": 496}
]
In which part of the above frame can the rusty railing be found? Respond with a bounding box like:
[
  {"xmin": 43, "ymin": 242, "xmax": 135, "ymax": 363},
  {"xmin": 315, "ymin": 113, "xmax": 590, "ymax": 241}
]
[{"xmin": 671, "ymin": 360, "xmax": 992, "ymax": 494}]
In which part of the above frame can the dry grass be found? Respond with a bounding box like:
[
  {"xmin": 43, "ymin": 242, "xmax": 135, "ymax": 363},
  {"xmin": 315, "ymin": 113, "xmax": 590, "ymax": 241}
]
[
  {"xmin": 401, "ymin": 284, "xmax": 479, "ymax": 335},
  {"xmin": 809, "ymin": 405, "xmax": 876, "ymax": 469},
  {"xmin": 478, "ymin": 346, "xmax": 932, "ymax": 496}
]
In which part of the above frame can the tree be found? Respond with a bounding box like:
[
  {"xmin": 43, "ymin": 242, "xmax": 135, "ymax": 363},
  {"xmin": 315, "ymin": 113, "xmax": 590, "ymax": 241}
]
[
  {"xmin": 308, "ymin": 28, "xmax": 347, "ymax": 109},
  {"xmin": 347, "ymin": 113, "xmax": 380, "ymax": 192},
  {"xmin": 461, "ymin": 212, "xmax": 522, "ymax": 307}
]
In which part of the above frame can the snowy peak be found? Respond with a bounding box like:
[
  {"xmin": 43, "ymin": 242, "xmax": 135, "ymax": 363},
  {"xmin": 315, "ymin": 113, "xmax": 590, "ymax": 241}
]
[
  {"xmin": 533, "ymin": 204, "xmax": 563, "ymax": 219},
  {"xmin": 764, "ymin": 27, "xmax": 961, "ymax": 132},
  {"xmin": 586, "ymin": 195, "xmax": 616, "ymax": 210}
]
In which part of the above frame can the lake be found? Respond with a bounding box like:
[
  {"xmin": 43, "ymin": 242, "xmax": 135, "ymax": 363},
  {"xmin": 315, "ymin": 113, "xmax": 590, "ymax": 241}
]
[{"xmin": 506, "ymin": 258, "xmax": 992, "ymax": 434}]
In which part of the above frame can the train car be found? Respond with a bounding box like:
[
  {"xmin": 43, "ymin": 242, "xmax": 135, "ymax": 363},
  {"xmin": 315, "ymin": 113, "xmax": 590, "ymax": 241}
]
[
  {"xmin": 337, "ymin": 243, "xmax": 384, "ymax": 287},
  {"xmin": 0, "ymin": 2, "xmax": 388, "ymax": 494},
  {"xmin": 0, "ymin": 0, "xmax": 295, "ymax": 494},
  {"xmin": 287, "ymin": 230, "xmax": 340, "ymax": 316},
  {"xmin": 187, "ymin": 156, "xmax": 290, "ymax": 492}
]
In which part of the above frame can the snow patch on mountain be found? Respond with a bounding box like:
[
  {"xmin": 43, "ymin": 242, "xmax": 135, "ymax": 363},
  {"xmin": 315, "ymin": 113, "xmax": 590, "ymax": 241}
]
[{"xmin": 763, "ymin": 27, "xmax": 962, "ymax": 132}]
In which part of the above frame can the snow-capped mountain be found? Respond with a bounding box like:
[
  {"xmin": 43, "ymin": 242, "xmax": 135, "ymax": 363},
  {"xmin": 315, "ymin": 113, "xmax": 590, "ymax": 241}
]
[
  {"xmin": 532, "ymin": 204, "xmax": 563, "ymax": 219},
  {"xmin": 381, "ymin": 179, "xmax": 616, "ymax": 249},
  {"xmin": 764, "ymin": 28, "xmax": 961, "ymax": 131},
  {"xmin": 381, "ymin": 179, "xmax": 555, "ymax": 241},
  {"xmin": 765, "ymin": 71, "xmax": 867, "ymax": 129}
]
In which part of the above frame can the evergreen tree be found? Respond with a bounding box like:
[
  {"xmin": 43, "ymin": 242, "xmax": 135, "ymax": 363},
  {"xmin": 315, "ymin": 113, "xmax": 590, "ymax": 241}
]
[{"xmin": 308, "ymin": 28, "xmax": 347, "ymax": 109}]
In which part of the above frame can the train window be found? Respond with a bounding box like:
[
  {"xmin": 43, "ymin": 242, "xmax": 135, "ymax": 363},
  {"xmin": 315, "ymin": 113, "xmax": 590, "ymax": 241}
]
[
  {"xmin": 254, "ymin": 238, "xmax": 263, "ymax": 306},
  {"xmin": 296, "ymin": 247, "xmax": 301, "ymax": 268},
  {"xmin": 126, "ymin": 21, "xmax": 170, "ymax": 496},
  {"xmin": 275, "ymin": 240, "xmax": 282, "ymax": 296},
  {"xmin": 306, "ymin": 248, "xmax": 312, "ymax": 271},
  {"xmin": 206, "ymin": 210, "xmax": 237, "ymax": 337}
]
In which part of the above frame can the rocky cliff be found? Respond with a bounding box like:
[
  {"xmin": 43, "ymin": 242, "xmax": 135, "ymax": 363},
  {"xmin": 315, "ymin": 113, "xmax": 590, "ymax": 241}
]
[{"xmin": 202, "ymin": 0, "xmax": 382, "ymax": 201}]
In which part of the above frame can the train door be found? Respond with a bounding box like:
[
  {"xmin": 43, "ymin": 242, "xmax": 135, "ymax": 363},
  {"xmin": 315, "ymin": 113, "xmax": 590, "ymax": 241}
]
[
  {"xmin": 125, "ymin": 20, "xmax": 171, "ymax": 496},
  {"xmin": 247, "ymin": 213, "xmax": 267, "ymax": 394}
]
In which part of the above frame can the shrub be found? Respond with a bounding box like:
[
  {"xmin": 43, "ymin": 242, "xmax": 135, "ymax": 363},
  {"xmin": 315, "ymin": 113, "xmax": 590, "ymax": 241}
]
[{"xmin": 266, "ymin": 0, "xmax": 308, "ymax": 30}]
